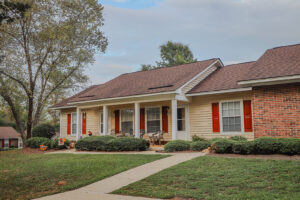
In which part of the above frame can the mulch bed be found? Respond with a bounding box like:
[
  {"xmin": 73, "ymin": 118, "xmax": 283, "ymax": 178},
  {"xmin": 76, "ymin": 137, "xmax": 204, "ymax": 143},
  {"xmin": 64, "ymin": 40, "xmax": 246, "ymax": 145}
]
[{"xmin": 208, "ymin": 153, "xmax": 300, "ymax": 160}]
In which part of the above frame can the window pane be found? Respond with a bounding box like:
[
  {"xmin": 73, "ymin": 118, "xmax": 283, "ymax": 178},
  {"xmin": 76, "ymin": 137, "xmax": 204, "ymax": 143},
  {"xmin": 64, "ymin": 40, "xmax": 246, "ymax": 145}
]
[
  {"xmin": 147, "ymin": 120, "xmax": 160, "ymax": 133},
  {"xmin": 177, "ymin": 119, "xmax": 186, "ymax": 131},
  {"xmin": 72, "ymin": 113, "xmax": 77, "ymax": 135},
  {"xmin": 221, "ymin": 101, "xmax": 241, "ymax": 132},
  {"xmin": 146, "ymin": 107, "xmax": 160, "ymax": 133},
  {"xmin": 121, "ymin": 109, "xmax": 133, "ymax": 133}
]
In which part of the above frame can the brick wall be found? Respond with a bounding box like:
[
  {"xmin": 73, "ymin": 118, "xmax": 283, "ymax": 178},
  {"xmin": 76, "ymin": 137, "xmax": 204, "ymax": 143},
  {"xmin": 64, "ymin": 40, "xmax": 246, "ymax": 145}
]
[{"xmin": 252, "ymin": 83, "xmax": 300, "ymax": 138}]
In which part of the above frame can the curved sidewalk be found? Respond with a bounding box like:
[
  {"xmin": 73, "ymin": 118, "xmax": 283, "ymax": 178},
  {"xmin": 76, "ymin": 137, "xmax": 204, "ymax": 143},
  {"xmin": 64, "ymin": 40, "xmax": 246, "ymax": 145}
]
[{"xmin": 37, "ymin": 152, "xmax": 205, "ymax": 200}]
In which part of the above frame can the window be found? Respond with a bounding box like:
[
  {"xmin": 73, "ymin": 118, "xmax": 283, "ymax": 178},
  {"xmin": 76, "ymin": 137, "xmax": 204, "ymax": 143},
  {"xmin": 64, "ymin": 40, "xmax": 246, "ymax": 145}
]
[
  {"xmin": 146, "ymin": 107, "xmax": 160, "ymax": 133},
  {"xmin": 4, "ymin": 139, "xmax": 9, "ymax": 147},
  {"xmin": 221, "ymin": 101, "xmax": 241, "ymax": 132},
  {"xmin": 121, "ymin": 109, "xmax": 133, "ymax": 133},
  {"xmin": 71, "ymin": 113, "xmax": 77, "ymax": 135},
  {"xmin": 177, "ymin": 108, "xmax": 186, "ymax": 131},
  {"xmin": 99, "ymin": 112, "xmax": 103, "ymax": 134}
]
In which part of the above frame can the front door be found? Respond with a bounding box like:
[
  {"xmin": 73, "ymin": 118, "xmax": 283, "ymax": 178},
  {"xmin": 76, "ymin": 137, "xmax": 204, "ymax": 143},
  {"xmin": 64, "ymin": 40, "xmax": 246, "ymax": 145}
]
[{"xmin": 176, "ymin": 105, "xmax": 189, "ymax": 140}]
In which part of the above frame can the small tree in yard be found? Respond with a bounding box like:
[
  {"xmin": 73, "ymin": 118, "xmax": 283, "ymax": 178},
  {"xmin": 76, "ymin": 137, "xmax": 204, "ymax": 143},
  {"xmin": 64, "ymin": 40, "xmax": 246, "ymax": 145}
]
[{"xmin": 0, "ymin": 0, "xmax": 108, "ymax": 145}]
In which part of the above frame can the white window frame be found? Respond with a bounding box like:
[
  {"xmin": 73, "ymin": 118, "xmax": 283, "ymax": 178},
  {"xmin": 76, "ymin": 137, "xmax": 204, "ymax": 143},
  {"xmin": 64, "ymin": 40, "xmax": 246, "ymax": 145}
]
[
  {"xmin": 71, "ymin": 112, "xmax": 77, "ymax": 136},
  {"xmin": 177, "ymin": 105, "xmax": 188, "ymax": 132},
  {"xmin": 219, "ymin": 100, "xmax": 244, "ymax": 135},
  {"xmin": 99, "ymin": 111, "xmax": 104, "ymax": 135},
  {"xmin": 4, "ymin": 139, "xmax": 9, "ymax": 147},
  {"xmin": 145, "ymin": 106, "xmax": 162, "ymax": 133},
  {"xmin": 120, "ymin": 108, "xmax": 134, "ymax": 133}
]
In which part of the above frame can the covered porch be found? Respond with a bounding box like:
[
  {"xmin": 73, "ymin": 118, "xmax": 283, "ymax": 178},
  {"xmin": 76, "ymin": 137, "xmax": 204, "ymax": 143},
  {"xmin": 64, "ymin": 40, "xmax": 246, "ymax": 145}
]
[{"xmin": 70, "ymin": 97, "xmax": 190, "ymax": 142}]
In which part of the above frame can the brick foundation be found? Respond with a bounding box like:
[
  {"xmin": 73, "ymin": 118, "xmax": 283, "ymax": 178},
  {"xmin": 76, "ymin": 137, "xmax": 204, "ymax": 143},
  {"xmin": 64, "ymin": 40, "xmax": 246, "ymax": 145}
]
[{"xmin": 252, "ymin": 83, "xmax": 300, "ymax": 138}]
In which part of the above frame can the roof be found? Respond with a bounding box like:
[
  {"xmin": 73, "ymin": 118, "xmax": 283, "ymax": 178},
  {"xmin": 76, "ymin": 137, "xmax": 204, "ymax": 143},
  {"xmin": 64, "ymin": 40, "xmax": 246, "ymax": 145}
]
[
  {"xmin": 188, "ymin": 61, "xmax": 254, "ymax": 94},
  {"xmin": 53, "ymin": 58, "xmax": 219, "ymax": 107},
  {"xmin": 0, "ymin": 127, "xmax": 21, "ymax": 139},
  {"xmin": 239, "ymin": 44, "xmax": 300, "ymax": 82}
]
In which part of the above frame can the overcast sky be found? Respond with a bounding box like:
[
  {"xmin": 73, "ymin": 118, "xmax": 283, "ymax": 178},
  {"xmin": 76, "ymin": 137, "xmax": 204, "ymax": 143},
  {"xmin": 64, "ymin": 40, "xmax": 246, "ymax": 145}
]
[{"xmin": 85, "ymin": 0, "xmax": 300, "ymax": 85}]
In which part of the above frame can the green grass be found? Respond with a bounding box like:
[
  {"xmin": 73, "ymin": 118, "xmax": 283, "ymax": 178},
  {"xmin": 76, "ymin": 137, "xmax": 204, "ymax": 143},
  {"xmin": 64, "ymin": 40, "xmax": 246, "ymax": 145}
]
[
  {"xmin": 0, "ymin": 150, "xmax": 168, "ymax": 200},
  {"xmin": 114, "ymin": 156, "xmax": 300, "ymax": 200}
]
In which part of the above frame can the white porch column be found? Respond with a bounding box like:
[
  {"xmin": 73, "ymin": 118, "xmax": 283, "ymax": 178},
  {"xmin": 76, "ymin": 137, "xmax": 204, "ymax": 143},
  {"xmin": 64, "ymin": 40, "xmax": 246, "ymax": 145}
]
[
  {"xmin": 171, "ymin": 99, "xmax": 177, "ymax": 140},
  {"xmin": 59, "ymin": 110, "xmax": 62, "ymax": 138},
  {"xmin": 76, "ymin": 107, "xmax": 81, "ymax": 140},
  {"xmin": 103, "ymin": 105, "xmax": 108, "ymax": 135},
  {"xmin": 134, "ymin": 102, "xmax": 140, "ymax": 138}
]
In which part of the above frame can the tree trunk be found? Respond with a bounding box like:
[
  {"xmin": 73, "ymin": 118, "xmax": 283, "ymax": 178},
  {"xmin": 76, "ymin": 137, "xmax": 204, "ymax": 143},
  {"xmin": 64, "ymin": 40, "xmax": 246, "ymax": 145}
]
[{"xmin": 26, "ymin": 97, "xmax": 33, "ymax": 139}]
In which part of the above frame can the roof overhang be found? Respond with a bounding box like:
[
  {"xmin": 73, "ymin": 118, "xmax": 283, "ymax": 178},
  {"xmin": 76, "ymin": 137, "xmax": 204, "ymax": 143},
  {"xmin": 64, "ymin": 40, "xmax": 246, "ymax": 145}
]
[
  {"xmin": 186, "ymin": 87, "xmax": 252, "ymax": 96},
  {"xmin": 238, "ymin": 75, "xmax": 300, "ymax": 86}
]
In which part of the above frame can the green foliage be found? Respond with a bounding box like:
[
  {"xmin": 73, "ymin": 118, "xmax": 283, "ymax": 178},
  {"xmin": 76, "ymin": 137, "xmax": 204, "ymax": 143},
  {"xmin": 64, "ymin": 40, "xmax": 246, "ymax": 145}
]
[
  {"xmin": 106, "ymin": 137, "xmax": 149, "ymax": 151},
  {"xmin": 278, "ymin": 138, "xmax": 300, "ymax": 155},
  {"xmin": 75, "ymin": 136, "xmax": 149, "ymax": 151},
  {"xmin": 190, "ymin": 141, "xmax": 210, "ymax": 151},
  {"xmin": 32, "ymin": 123, "xmax": 56, "ymax": 139},
  {"xmin": 253, "ymin": 137, "xmax": 282, "ymax": 154},
  {"xmin": 25, "ymin": 137, "xmax": 51, "ymax": 148},
  {"xmin": 191, "ymin": 135, "xmax": 206, "ymax": 142},
  {"xmin": 164, "ymin": 140, "xmax": 191, "ymax": 152},
  {"xmin": 211, "ymin": 139, "xmax": 236, "ymax": 153},
  {"xmin": 141, "ymin": 41, "xmax": 196, "ymax": 71},
  {"xmin": 0, "ymin": 0, "xmax": 30, "ymax": 25},
  {"xmin": 50, "ymin": 138, "xmax": 70, "ymax": 149},
  {"xmin": 232, "ymin": 141, "xmax": 255, "ymax": 155},
  {"xmin": 230, "ymin": 136, "xmax": 247, "ymax": 141}
]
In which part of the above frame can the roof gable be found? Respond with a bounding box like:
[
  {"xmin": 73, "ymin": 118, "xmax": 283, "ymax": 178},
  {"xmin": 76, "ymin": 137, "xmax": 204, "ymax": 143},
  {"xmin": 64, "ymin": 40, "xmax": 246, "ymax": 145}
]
[{"xmin": 0, "ymin": 127, "xmax": 20, "ymax": 139}]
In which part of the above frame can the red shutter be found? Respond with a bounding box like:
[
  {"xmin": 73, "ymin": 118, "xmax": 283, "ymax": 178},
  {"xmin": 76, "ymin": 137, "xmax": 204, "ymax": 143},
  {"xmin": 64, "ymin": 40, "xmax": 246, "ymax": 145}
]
[
  {"xmin": 67, "ymin": 114, "xmax": 71, "ymax": 135},
  {"xmin": 1, "ymin": 140, "xmax": 4, "ymax": 148},
  {"xmin": 82, "ymin": 112, "xmax": 86, "ymax": 134},
  {"xmin": 140, "ymin": 108, "xmax": 145, "ymax": 130},
  {"xmin": 162, "ymin": 106, "xmax": 168, "ymax": 133},
  {"xmin": 212, "ymin": 103, "xmax": 220, "ymax": 133},
  {"xmin": 9, "ymin": 139, "xmax": 12, "ymax": 147},
  {"xmin": 115, "ymin": 110, "xmax": 120, "ymax": 133},
  {"xmin": 243, "ymin": 100, "xmax": 253, "ymax": 132}
]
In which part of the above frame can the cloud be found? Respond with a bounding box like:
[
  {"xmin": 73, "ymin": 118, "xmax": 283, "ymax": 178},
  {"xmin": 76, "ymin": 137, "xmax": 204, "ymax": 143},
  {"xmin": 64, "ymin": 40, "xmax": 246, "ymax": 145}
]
[{"xmin": 88, "ymin": 0, "xmax": 300, "ymax": 85}]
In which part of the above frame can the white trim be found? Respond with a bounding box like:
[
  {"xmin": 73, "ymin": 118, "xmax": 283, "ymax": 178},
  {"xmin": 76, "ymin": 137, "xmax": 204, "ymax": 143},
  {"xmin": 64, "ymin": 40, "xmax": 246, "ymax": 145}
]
[
  {"xmin": 145, "ymin": 106, "xmax": 162, "ymax": 134},
  {"xmin": 187, "ymin": 87, "xmax": 252, "ymax": 96},
  {"xmin": 177, "ymin": 104, "xmax": 190, "ymax": 141},
  {"xmin": 68, "ymin": 91, "xmax": 175, "ymax": 105},
  {"xmin": 59, "ymin": 110, "xmax": 62, "ymax": 138},
  {"xmin": 134, "ymin": 103, "xmax": 140, "ymax": 138},
  {"xmin": 176, "ymin": 59, "xmax": 223, "ymax": 94},
  {"xmin": 50, "ymin": 105, "xmax": 76, "ymax": 110},
  {"xmin": 70, "ymin": 112, "xmax": 77, "ymax": 136},
  {"xmin": 219, "ymin": 100, "xmax": 244, "ymax": 135},
  {"xmin": 99, "ymin": 111, "xmax": 104, "ymax": 135},
  {"xmin": 103, "ymin": 106, "xmax": 108, "ymax": 135},
  {"xmin": 238, "ymin": 75, "xmax": 300, "ymax": 86},
  {"xmin": 171, "ymin": 99, "xmax": 177, "ymax": 140}
]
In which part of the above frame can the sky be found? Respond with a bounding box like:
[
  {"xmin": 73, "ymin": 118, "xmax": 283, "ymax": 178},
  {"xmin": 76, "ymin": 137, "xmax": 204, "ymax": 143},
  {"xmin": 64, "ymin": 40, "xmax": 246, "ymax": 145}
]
[{"xmin": 85, "ymin": 0, "xmax": 300, "ymax": 85}]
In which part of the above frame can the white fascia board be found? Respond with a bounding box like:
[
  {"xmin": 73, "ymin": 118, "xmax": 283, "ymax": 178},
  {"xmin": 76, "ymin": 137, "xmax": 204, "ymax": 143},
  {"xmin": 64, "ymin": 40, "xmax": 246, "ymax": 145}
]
[
  {"xmin": 175, "ymin": 94, "xmax": 190, "ymax": 102},
  {"xmin": 67, "ymin": 91, "xmax": 175, "ymax": 105},
  {"xmin": 175, "ymin": 59, "xmax": 223, "ymax": 94},
  {"xmin": 50, "ymin": 105, "xmax": 76, "ymax": 110},
  {"xmin": 186, "ymin": 87, "xmax": 252, "ymax": 96},
  {"xmin": 238, "ymin": 75, "xmax": 300, "ymax": 86}
]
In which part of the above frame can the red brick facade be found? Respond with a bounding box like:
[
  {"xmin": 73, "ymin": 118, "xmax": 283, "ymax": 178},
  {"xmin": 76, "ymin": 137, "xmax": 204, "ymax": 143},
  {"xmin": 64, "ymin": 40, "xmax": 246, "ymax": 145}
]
[{"xmin": 252, "ymin": 83, "xmax": 300, "ymax": 138}]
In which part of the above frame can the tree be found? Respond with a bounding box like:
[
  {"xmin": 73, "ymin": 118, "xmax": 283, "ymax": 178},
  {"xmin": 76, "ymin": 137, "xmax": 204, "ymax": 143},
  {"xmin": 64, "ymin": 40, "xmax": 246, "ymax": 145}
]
[
  {"xmin": 141, "ymin": 41, "xmax": 197, "ymax": 71},
  {"xmin": 0, "ymin": 0, "xmax": 108, "ymax": 144},
  {"xmin": 0, "ymin": 0, "xmax": 30, "ymax": 25}
]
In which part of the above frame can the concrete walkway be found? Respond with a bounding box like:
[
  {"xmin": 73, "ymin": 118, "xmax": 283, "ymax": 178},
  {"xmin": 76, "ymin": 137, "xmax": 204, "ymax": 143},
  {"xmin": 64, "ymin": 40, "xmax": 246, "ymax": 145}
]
[{"xmin": 37, "ymin": 152, "xmax": 205, "ymax": 200}]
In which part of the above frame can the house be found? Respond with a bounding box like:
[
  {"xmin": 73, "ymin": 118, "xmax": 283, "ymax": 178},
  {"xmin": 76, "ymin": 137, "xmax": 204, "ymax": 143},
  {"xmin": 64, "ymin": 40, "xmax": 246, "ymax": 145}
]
[
  {"xmin": 0, "ymin": 127, "xmax": 22, "ymax": 148},
  {"xmin": 52, "ymin": 44, "xmax": 300, "ymax": 141}
]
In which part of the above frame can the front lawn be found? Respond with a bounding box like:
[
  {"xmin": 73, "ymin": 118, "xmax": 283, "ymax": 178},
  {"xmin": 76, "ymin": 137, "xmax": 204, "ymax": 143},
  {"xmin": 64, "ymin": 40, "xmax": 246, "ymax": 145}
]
[
  {"xmin": 0, "ymin": 150, "xmax": 168, "ymax": 200},
  {"xmin": 114, "ymin": 156, "xmax": 300, "ymax": 200}
]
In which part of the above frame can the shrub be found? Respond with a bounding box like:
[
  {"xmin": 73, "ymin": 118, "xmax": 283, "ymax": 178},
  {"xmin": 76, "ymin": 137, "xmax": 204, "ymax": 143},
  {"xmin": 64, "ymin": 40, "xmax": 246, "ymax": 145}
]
[
  {"xmin": 50, "ymin": 138, "xmax": 70, "ymax": 149},
  {"xmin": 277, "ymin": 138, "xmax": 300, "ymax": 155},
  {"xmin": 230, "ymin": 136, "xmax": 247, "ymax": 141},
  {"xmin": 106, "ymin": 137, "xmax": 149, "ymax": 151},
  {"xmin": 25, "ymin": 137, "xmax": 51, "ymax": 148},
  {"xmin": 190, "ymin": 141, "xmax": 210, "ymax": 151},
  {"xmin": 164, "ymin": 140, "xmax": 191, "ymax": 152},
  {"xmin": 253, "ymin": 137, "xmax": 282, "ymax": 154},
  {"xmin": 211, "ymin": 139, "xmax": 235, "ymax": 153},
  {"xmin": 32, "ymin": 124, "xmax": 56, "ymax": 139},
  {"xmin": 192, "ymin": 135, "xmax": 206, "ymax": 142},
  {"xmin": 75, "ymin": 136, "xmax": 115, "ymax": 151},
  {"xmin": 232, "ymin": 141, "xmax": 254, "ymax": 155}
]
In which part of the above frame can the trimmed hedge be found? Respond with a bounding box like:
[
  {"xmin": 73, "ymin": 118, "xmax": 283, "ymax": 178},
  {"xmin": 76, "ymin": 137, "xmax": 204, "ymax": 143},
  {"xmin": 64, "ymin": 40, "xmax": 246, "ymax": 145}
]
[
  {"xmin": 164, "ymin": 140, "xmax": 191, "ymax": 152},
  {"xmin": 192, "ymin": 135, "xmax": 206, "ymax": 142},
  {"xmin": 210, "ymin": 137, "xmax": 300, "ymax": 155},
  {"xmin": 32, "ymin": 124, "xmax": 56, "ymax": 139},
  {"xmin": 25, "ymin": 137, "xmax": 70, "ymax": 149},
  {"xmin": 190, "ymin": 141, "xmax": 210, "ymax": 151},
  {"xmin": 75, "ymin": 136, "xmax": 149, "ymax": 151}
]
